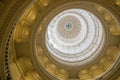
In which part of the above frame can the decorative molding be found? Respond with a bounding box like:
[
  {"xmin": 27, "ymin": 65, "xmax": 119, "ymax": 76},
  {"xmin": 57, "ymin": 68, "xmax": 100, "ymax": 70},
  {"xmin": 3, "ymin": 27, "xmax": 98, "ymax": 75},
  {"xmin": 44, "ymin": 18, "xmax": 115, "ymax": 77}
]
[
  {"xmin": 0, "ymin": 0, "xmax": 120, "ymax": 80},
  {"xmin": 0, "ymin": 0, "xmax": 34, "ymax": 80}
]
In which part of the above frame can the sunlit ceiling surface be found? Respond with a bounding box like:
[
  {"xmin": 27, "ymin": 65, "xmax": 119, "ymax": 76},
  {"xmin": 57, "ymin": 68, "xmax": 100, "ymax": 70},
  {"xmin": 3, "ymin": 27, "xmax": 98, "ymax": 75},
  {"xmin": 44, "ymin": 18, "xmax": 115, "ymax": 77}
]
[
  {"xmin": 0, "ymin": 0, "xmax": 120, "ymax": 80},
  {"xmin": 46, "ymin": 9, "xmax": 105, "ymax": 65}
]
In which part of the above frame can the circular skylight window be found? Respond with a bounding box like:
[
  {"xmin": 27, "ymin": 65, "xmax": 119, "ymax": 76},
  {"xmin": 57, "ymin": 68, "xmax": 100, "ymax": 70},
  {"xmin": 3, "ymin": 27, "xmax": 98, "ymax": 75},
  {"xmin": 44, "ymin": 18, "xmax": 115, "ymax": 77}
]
[{"xmin": 46, "ymin": 9, "xmax": 105, "ymax": 66}]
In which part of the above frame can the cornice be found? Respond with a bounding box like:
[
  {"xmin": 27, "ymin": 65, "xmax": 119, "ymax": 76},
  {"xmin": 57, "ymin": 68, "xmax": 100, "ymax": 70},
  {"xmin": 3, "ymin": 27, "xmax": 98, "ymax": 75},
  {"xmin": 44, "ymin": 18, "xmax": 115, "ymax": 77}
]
[
  {"xmin": 0, "ymin": 0, "xmax": 120, "ymax": 80},
  {"xmin": 0, "ymin": 0, "xmax": 35, "ymax": 80}
]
